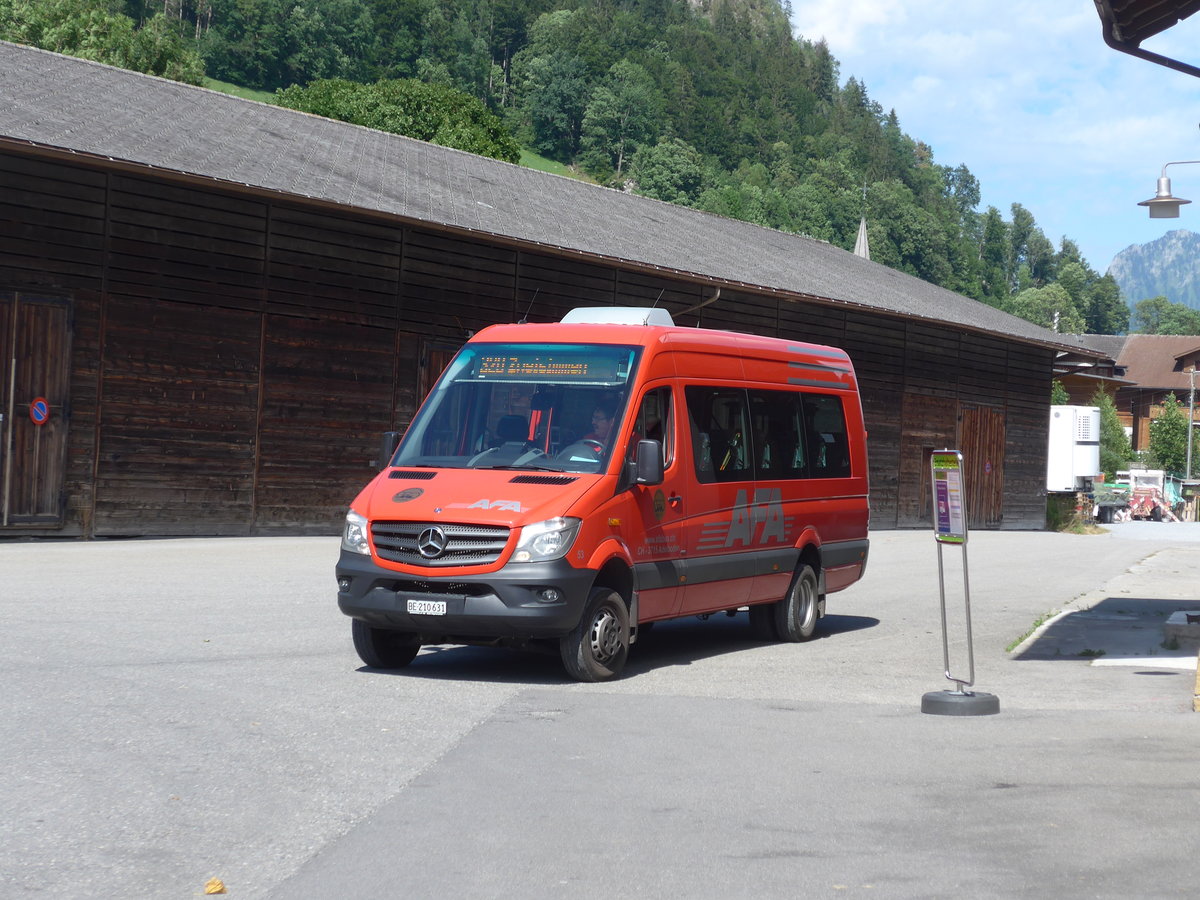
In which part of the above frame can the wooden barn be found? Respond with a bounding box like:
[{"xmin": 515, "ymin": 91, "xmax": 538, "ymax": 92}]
[{"xmin": 0, "ymin": 41, "xmax": 1097, "ymax": 538}]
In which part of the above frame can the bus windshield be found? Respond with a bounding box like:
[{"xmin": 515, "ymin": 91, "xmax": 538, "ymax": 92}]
[{"xmin": 392, "ymin": 342, "xmax": 641, "ymax": 474}]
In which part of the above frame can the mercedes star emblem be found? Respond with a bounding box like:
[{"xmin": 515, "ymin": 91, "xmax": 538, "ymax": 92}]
[{"xmin": 417, "ymin": 526, "xmax": 448, "ymax": 558}]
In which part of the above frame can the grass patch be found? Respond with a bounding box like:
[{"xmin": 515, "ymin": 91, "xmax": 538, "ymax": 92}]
[
  {"xmin": 204, "ymin": 78, "xmax": 276, "ymax": 104},
  {"xmin": 518, "ymin": 149, "xmax": 596, "ymax": 182},
  {"xmin": 1006, "ymin": 610, "xmax": 1058, "ymax": 653},
  {"xmin": 1078, "ymin": 648, "xmax": 1107, "ymax": 658}
]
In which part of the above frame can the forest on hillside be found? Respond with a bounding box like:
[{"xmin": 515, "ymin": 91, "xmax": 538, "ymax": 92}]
[{"xmin": 3, "ymin": 0, "xmax": 1171, "ymax": 336}]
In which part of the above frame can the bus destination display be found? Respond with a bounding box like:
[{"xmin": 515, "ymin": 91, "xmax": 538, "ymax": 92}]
[{"xmin": 477, "ymin": 352, "xmax": 620, "ymax": 382}]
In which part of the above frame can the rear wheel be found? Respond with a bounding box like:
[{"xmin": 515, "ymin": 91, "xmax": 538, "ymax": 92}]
[
  {"xmin": 560, "ymin": 587, "xmax": 630, "ymax": 682},
  {"xmin": 773, "ymin": 565, "xmax": 819, "ymax": 642},
  {"xmin": 351, "ymin": 619, "xmax": 421, "ymax": 668}
]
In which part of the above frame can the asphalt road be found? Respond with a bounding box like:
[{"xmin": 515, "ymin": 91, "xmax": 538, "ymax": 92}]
[{"xmin": 3, "ymin": 523, "xmax": 1200, "ymax": 899}]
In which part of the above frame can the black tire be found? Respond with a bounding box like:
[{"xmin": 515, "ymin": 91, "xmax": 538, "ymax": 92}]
[
  {"xmin": 748, "ymin": 602, "xmax": 779, "ymax": 640},
  {"xmin": 560, "ymin": 587, "xmax": 630, "ymax": 682},
  {"xmin": 773, "ymin": 565, "xmax": 819, "ymax": 642},
  {"xmin": 351, "ymin": 619, "xmax": 421, "ymax": 669}
]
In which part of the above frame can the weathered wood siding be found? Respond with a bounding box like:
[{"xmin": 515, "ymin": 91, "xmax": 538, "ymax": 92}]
[{"xmin": 0, "ymin": 148, "xmax": 1054, "ymax": 537}]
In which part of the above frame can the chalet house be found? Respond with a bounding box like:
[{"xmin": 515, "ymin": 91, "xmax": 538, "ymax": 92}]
[
  {"xmin": 1109, "ymin": 335, "xmax": 1198, "ymax": 449},
  {"xmin": 0, "ymin": 41, "xmax": 1099, "ymax": 537}
]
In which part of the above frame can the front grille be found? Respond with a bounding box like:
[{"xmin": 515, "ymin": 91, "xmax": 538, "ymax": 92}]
[{"xmin": 372, "ymin": 521, "xmax": 510, "ymax": 567}]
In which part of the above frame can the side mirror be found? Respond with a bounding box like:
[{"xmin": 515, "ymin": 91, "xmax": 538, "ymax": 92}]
[
  {"xmin": 634, "ymin": 439, "xmax": 664, "ymax": 485},
  {"xmin": 377, "ymin": 431, "xmax": 402, "ymax": 469}
]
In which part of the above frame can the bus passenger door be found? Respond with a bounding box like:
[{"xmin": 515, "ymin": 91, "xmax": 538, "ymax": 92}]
[{"xmin": 678, "ymin": 386, "xmax": 753, "ymax": 615}]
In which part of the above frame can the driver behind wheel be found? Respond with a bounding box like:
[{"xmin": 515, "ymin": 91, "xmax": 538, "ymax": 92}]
[{"xmin": 582, "ymin": 402, "xmax": 616, "ymax": 444}]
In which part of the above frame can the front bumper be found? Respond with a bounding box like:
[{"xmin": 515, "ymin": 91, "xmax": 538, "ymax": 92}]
[{"xmin": 335, "ymin": 549, "xmax": 598, "ymax": 640}]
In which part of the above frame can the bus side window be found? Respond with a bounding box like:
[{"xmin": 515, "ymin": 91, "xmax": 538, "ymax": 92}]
[
  {"xmin": 805, "ymin": 395, "xmax": 850, "ymax": 477},
  {"xmin": 749, "ymin": 390, "xmax": 806, "ymax": 480},
  {"xmin": 685, "ymin": 386, "xmax": 751, "ymax": 484}
]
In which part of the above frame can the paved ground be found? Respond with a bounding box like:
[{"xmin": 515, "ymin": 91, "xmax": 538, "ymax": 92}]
[{"xmin": 3, "ymin": 523, "xmax": 1200, "ymax": 899}]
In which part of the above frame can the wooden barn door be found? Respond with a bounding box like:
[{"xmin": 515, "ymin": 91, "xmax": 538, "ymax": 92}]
[
  {"xmin": 959, "ymin": 404, "xmax": 1006, "ymax": 529},
  {"xmin": 0, "ymin": 293, "xmax": 72, "ymax": 527}
]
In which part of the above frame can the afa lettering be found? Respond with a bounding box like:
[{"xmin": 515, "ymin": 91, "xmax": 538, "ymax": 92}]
[
  {"xmin": 726, "ymin": 488, "xmax": 788, "ymax": 547},
  {"xmin": 466, "ymin": 499, "xmax": 524, "ymax": 512},
  {"xmin": 699, "ymin": 488, "xmax": 792, "ymax": 550}
]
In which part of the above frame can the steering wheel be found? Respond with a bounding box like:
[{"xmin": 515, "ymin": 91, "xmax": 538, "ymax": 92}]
[{"xmin": 556, "ymin": 438, "xmax": 605, "ymax": 462}]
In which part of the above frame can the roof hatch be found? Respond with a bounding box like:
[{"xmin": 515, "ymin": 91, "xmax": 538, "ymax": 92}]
[{"xmin": 560, "ymin": 307, "xmax": 675, "ymax": 326}]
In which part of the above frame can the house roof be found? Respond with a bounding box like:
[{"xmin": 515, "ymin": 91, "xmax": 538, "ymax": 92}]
[
  {"xmin": 1069, "ymin": 334, "xmax": 1128, "ymax": 360},
  {"xmin": 1115, "ymin": 333, "xmax": 1200, "ymax": 390},
  {"xmin": 0, "ymin": 40, "xmax": 1098, "ymax": 356}
]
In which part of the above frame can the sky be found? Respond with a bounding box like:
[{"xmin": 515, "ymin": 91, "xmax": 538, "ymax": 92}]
[{"xmin": 788, "ymin": 0, "xmax": 1200, "ymax": 275}]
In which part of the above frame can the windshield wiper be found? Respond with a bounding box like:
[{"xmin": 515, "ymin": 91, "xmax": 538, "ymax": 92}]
[{"xmin": 473, "ymin": 463, "xmax": 566, "ymax": 472}]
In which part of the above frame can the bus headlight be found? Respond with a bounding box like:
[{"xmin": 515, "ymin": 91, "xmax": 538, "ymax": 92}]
[
  {"xmin": 341, "ymin": 510, "xmax": 370, "ymax": 555},
  {"xmin": 513, "ymin": 517, "xmax": 581, "ymax": 563}
]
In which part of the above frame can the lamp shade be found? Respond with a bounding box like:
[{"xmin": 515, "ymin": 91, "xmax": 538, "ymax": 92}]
[{"xmin": 1139, "ymin": 175, "xmax": 1191, "ymax": 218}]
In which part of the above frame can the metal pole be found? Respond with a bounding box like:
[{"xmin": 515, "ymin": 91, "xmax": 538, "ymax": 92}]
[{"xmin": 1188, "ymin": 367, "xmax": 1196, "ymax": 480}]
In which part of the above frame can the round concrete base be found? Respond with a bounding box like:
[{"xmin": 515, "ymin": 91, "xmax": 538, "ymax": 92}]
[{"xmin": 921, "ymin": 690, "xmax": 1000, "ymax": 716}]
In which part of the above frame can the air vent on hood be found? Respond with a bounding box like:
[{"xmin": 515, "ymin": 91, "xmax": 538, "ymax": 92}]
[
  {"xmin": 509, "ymin": 475, "xmax": 578, "ymax": 485},
  {"xmin": 389, "ymin": 470, "xmax": 437, "ymax": 480}
]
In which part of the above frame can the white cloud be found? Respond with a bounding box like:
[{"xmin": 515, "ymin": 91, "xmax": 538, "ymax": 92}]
[
  {"xmin": 789, "ymin": 0, "xmax": 1200, "ymax": 270},
  {"xmin": 789, "ymin": 0, "xmax": 905, "ymax": 53}
]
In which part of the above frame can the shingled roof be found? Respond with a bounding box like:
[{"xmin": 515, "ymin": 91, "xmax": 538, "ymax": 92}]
[
  {"xmin": 1114, "ymin": 334, "xmax": 1200, "ymax": 390},
  {"xmin": 0, "ymin": 40, "xmax": 1094, "ymax": 355}
]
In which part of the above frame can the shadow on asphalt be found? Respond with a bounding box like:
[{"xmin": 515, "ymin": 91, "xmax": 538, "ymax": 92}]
[
  {"xmin": 356, "ymin": 612, "xmax": 880, "ymax": 683},
  {"xmin": 1011, "ymin": 595, "xmax": 1200, "ymax": 665}
]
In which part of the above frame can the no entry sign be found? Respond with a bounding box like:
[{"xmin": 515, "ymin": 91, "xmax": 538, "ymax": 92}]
[{"xmin": 29, "ymin": 397, "xmax": 50, "ymax": 425}]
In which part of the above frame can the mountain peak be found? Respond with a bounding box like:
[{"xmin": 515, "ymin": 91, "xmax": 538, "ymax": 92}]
[{"xmin": 1108, "ymin": 230, "xmax": 1200, "ymax": 310}]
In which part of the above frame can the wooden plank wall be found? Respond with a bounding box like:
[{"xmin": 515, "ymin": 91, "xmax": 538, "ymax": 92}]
[{"xmin": 0, "ymin": 149, "xmax": 1054, "ymax": 536}]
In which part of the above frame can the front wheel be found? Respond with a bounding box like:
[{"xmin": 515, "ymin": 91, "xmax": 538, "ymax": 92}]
[
  {"xmin": 352, "ymin": 619, "xmax": 421, "ymax": 668},
  {"xmin": 560, "ymin": 587, "xmax": 630, "ymax": 682},
  {"xmin": 773, "ymin": 565, "xmax": 819, "ymax": 642}
]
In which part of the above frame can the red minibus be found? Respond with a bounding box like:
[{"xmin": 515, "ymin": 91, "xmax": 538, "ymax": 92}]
[{"xmin": 336, "ymin": 307, "xmax": 869, "ymax": 680}]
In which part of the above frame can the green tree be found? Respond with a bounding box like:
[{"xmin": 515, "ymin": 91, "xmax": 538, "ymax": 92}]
[
  {"xmin": 578, "ymin": 59, "xmax": 662, "ymax": 178},
  {"xmin": 1131, "ymin": 296, "xmax": 1200, "ymax": 334},
  {"xmin": 1006, "ymin": 283, "xmax": 1084, "ymax": 333},
  {"xmin": 1083, "ymin": 274, "xmax": 1129, "ymax": 335},
  {"xmin": 1051, "ymin": 380, "xmax": 1070, "ymax": 405},
  {"xmin": 1149, "ymin": 392, "xmax": 1190, "ymax": 477},
  {"xmin": 0, "ymin": 0, "xmax": 205, "ymax": 83},
  {"xmin": 1092, "ymin": 387, "xmax": 1133, "ymax": 479},
  {"xmin": 519, "ymin": 49, "xmax": 589, "ymax": 159},
  {"xmin": 977, "ymin": 206, "xmax": 1010, "ymax": 306},
  {"xmin": 1008, "ymin": 203, "xmax": 1054, "ymax": 289},
  {"xmin": 276, "ymin": 77, "xmax": 520, "ymax": 162},
  {"xmin": 629, "ymin": 138, "xmax": 705, "ymax": 204},
  {"xmin": 200, "ymin": 0, "xmax": 286, "ymax": 88}
]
